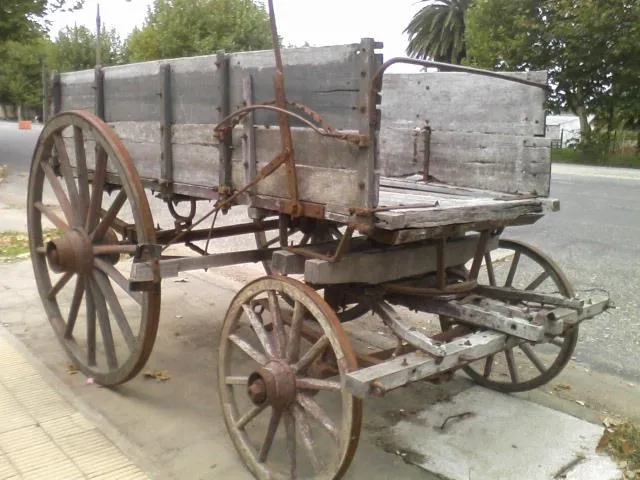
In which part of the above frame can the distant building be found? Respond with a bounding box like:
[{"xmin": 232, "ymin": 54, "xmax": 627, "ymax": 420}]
[{"xmin": 546, "ymin": 114, "xmax": 594, "ymax": 148}]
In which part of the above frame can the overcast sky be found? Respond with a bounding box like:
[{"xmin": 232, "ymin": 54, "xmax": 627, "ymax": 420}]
[{"xmin": 48, "ymin": 0, "xmax": 424, "ymax": 68}]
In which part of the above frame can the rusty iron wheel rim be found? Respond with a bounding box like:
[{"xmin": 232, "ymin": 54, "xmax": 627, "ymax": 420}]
[
  {"xmin": 218, "ymin": 275, "xmax": 362, "ymax": 480},
  {"xmin": 27, "ymin": 110, "xmax": 160, "ymax": 386},
  {"xmin": 443, "ymin": 238, "xmax": 578, "ymax": 393}
]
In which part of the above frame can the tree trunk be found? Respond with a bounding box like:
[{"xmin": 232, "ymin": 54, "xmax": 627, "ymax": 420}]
[
  {"xmin": 17, "ymin": 104, "xmax": 23, "ymax": 122},
  {"xmin": 575, "ymin": 105, "xmax": 591, "ymax": 143}
]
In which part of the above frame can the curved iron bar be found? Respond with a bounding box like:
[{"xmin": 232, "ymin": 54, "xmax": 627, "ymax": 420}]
[{"xmin": 214, "ymin": 104, "xmax": 366, "ymax": 146}]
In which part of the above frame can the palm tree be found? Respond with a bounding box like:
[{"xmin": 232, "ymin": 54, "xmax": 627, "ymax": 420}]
[{"xmin": 404, "ymin": 0, "xmax": 471, "ymax": 64}]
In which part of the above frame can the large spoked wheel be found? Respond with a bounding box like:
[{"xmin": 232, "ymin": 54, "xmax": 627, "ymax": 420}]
[
  {"xmin": 219, "ymin": 276, "xmax": 362, "ymax": 480},
  {"xmin": 27, "ymin": 110, "xmax": 160, "ymax": 386},
  {"xmin": 255, "ymin": 218, "xmax": 369, "ymax": 322},
  {"xmin": 445, "ymin": 238, "xmax": 578, "ymax": 393}
]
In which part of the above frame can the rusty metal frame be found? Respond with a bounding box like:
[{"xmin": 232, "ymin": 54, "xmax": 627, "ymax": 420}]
[{"xmin": 159, "ymin": 63, "xmax": 174, "ymax": 194}]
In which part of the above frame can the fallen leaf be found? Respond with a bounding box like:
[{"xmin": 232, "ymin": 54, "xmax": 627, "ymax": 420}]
[
  {"xmin": 143, "ymin": 369, "xmax": 172, "ymax": 382},
  {"xmin": 576, "ymin": 400, "xmax": 585, "ymax": 406},
  {"xmin": 554, "ymin": 383, "xmax": 572, "ymax": 391},
  {"xmin": 173, "ymin": 278, "xmax": 189, "ymax": 283},
  {"xmin": 65, "ymin": 363, "xmax": 78, "ymax": 375},
  {"xmin": 596, "ymin": 431, "xmax": 610, "ymax": 453}
]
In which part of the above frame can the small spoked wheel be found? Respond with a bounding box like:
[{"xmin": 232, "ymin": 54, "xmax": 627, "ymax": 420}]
[
  {"xmin": 218, "ymin": 276, "xmax": 362, "ymax": 480},
  {"xmin": 27, "ymin": 110, "xmax": 160, "ymax": 386},
  {"xmin": 444, "ymin": 238, "xmax": 578, "ymax": 393},
  {"xmin": 255, "ymin": 218, "xmax": 369, "ymax": 322}
]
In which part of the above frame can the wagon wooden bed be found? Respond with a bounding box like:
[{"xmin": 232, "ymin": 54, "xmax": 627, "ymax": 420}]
[{"xmin": 28, "ymin": 5, "xmax": 609, "ymax": 479}]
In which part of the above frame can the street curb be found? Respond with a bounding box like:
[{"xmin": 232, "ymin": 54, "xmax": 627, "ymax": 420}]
[{"xmin": 0, "ymin": 323, "xmax": 164, "ymax": 479}]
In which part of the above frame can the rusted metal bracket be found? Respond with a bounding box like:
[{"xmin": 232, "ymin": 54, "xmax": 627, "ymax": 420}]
[
  {"xmin": 94, "ymin": 66, "xmax": 105, "ymax": 120},
  {"xmin": 267, "ymin": 0, "xmax": 301, "ymax": 217}
]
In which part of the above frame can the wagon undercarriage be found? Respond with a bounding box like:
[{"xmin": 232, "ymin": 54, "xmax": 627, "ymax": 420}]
[{"xmin": 27, "ymin": 2, "xmax": 612, "ymax": 478}]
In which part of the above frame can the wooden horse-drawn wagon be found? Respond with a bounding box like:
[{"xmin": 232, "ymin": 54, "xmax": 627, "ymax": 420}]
[{"xmin": 28, "ymin": 4, "xmax": 609, "ymax": 479}]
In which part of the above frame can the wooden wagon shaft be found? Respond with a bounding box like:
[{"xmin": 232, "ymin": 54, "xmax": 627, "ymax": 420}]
[
  {"xmin": 346, "ymin": 330, "xmax": 511, "ymax": 398},
  {"xmin": 128, "ymin": 247, "xmax": 279, "ymax": 282}
]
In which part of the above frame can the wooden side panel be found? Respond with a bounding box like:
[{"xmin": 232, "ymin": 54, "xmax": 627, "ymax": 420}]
[
  {"xmin": 381, "ymin": 71, "xmax": 547, "ymax": 136},
  {"xmin": 103, "ymin": 62, "xmax": 162, "ymax": 122},
  {"xmin": 228, "ymin": 44, "xmax": 366, "ymax": 130},
  {"xmin": 59, "ymin": 70, "xmax": 95, "ymax": 112},
  {"xmin": 381, "ymin": 128, "xmax": 551, "ymax": 195},
  {"xmin": 379, "ymin": 71, "xmax": 551, "ymax": 196}
]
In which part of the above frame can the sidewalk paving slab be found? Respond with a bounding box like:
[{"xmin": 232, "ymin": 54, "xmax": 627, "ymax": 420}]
[{"xmin": 0, "ymin": 327, "xmax": 151, "ymax": 480}]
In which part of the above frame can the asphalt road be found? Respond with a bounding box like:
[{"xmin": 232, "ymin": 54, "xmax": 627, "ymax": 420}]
[{"xmin": 1, "ymin": 121, "xmax": 639, "ymax": 382}]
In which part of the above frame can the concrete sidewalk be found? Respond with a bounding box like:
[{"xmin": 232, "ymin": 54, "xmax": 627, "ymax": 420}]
[{"xmin": 0, "ymin": 327, "xmax": 150, "ymax": 479}]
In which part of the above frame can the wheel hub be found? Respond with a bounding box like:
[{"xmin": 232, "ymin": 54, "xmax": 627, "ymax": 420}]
[
  {"xmin": 247, "ymin": 361, "xmax": 296, "ymax": 410},
  {"xmin": 46, "ymin": 228, "xmax": 93, "ymax": 274}
]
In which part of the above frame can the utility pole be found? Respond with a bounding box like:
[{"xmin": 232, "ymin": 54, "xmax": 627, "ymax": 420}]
[{"xmin": 96, "ymin": 1, "xmax": 101, "ymax": 66}]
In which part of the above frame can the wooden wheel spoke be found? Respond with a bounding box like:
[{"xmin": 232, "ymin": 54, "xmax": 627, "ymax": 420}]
[
  {"xmin": 283, "ymin": 410, "xmax": 297, "ymax": 477},
  {"xmin": 34, "ymin": 201, "xmax": 69, "ymax": 232},
  {"xmin": 296, "ymin": 393, "xmax": 339, "ymax": 442},
  {"xmin": 47, "ymin": 272, "xmax": 73, "ymax": 300},
  {"xmin": 91, "ymin": 189, "xmax": 127, "ymax": 241},
  {"xmin": 242, "ymin": 304, "xmax": 274, "ymax": 358},
  {"xmin": 293, "ymin": 404, "xmax": 323, "ymax": 472},
  {"xmin": 293, "ymin": 335, "xmax": 329, "ymax": 374},
  {"xmin": 525, "ymin": 270, "xmax": 550, "ymax": 291},
  {"xmin": 504, "ymin": 250, "xmax": 521, "ymax": 287},
  {"xmin": 92, "ymin": 270, "xmax": 136, "ymax": 351},
  {"xmin": 267, "ymin": 291, "xmax": 286, "ymax": 358},
  {"xmin": 40, "ymin": 161, "xmax": 75, "ymax": 226},
  {"xmin": 64, "ymin": 276, "xmax": 85, "ymax": 339},
  {"xmin": 229, "ymin": 334, "xmax": 268, "ymax": 365},
  {"xmin": 86, "ymin": 147, "xmax": 108, "ymax": 231},
  {"xmin": 296, "ymin": 378, "xmax": 341, "ymax": 391},
  {"xmin": 89, "ymin": 277, "xmax": 118, "ymax": 370},
  {"xmin": 483, "ymin": 354, "xmax": 494, "ymax": 378},
  {"xmin": 258, "ymin": 409, "xmax": 282, "ymax": 463},
  {"xmin": 53, "ymin": 133, "xmax": 82, "ymax": 226},
  {"xmin": 484, "ymin": 253, "xmax": 496, "ymax": 286},
  {"xmin": 235, "ymin": 404, "xmax": 268, "ymax": 430},
  {"xmin": 519, "ymin": 343, "xmax": 546, "ymax": 374},
  {"xmin": 85, "ymin": 282, "xmax": 97, "ymax": 366},
  {"xmin": 225, "ymin": 376, "xmax": 249, "ymax": 385},
  {"xmin": 505, "ymin": 348, "xmax": 519, "ymax": 383},
  {"xmin": 93, "ymin": 258, "xmax": 143, "ymax": 306},
  {"xmin": 73, "ymin": 126, "xmax": 90, "ymax": 219},
  {"xmin": 286, "ymin": 301, "xmax": 305, "ymax": 363}
]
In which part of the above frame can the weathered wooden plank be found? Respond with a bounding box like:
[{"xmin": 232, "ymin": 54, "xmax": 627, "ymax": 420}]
[
  {"xmin": 373, "ymin": 199, "xmax": 544, "ymax": 230},
  {"xmin": 295, "ymin": 234, "xmax": 497, "ymax": 285},
  {"xmin": 231, "ymin": 161, "xmax": 364, "ymax": 207},
  {"xmin": 380, "ymin": 129, "xmax": 551, "ymax": 195},
  {"xmin": 381, "ymin": 71, "xmax": 547, "ymax": 136}
]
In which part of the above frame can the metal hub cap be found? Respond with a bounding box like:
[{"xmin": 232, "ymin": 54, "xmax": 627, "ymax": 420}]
[
  {"xmin": 46, "ymin": 228, "xmax": 93, "ymax": 274},
  {"xmin": 247, "ymin": 361, "xmax": 297, "ymax": 410}
]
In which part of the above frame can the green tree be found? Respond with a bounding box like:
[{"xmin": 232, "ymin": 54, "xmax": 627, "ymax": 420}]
[
  {"xmin": 126, "ymin": 0, "xmax": 272, "ymax": 62},
  {"xmin": 466, "ymin": 0, "xmax": 640, "ymax": 145},
  {"xmin": 48, "ymin": 25, "xmax": 126, "ymax": 72},
  {"xmin": 0, "ymin": 38, "xmax": 48, "ymax": 118},
  {"xmin": 404, "ymin": 0, "xmax": 471, "ymax": 64},
  {"xmin": 0, "ymin": 0, "xmax": 84, "ymax": 42}
]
